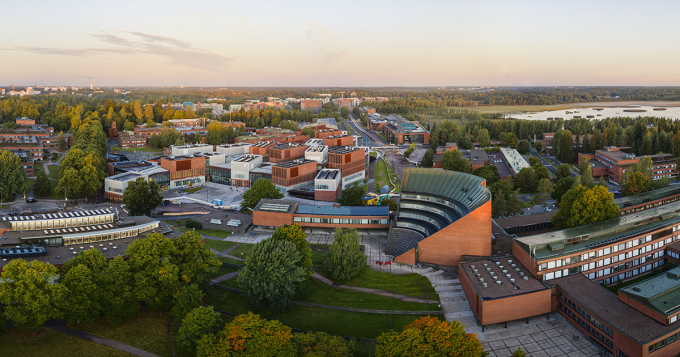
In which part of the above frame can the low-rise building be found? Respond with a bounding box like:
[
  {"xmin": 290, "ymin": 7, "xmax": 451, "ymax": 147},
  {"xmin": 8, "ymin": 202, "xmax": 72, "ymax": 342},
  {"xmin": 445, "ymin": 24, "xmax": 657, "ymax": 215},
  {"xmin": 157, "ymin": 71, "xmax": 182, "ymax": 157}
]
[
  {"xmin": 322, "ymin": 134, "xmax": 353, "ymax": 147},
  {"xmin": 230, "ymin": 155, "xmax": 263, "ymax": 187},
  {"xmin": 170, "ymin": 143, "xmax": 214, "ymax": 157},
  {"xmin": 304, "ymin": 145, "xmax": 327, "ymax": 163},
  {"xmin": 500, "ymin": 147, "xmax": 530, "ymax": 177},
  {"xmin": 579, "ymin": 147, "xmax": 677, "ymax": 184},
  {"xmin": 118, "ymin": 133, "xmax": 149, "ymax": 148},
  {"xmin": 301, "ymin": 99, "xmax": 323, "ymax": 114},
  {"xmin": 160, "ymin": 155, "xmax": 206, "ymax": 189},
  {"xmin": 104, "ymin": 166, "xmax": 170, "ymax": 201},
  {"xmin": 248, "ymin": 141, "xmax": 277, "ymax": 156},
  {"xmin": 315, "ymin": 129, "xmax": 343, "ymax": 139},
  {"xmin": 215, "ymin": 143, "xmax": 251, "ymax": 156},
  {"xmin": 252, "ymin": 199, "xmax": 390, "ymax": 229}
]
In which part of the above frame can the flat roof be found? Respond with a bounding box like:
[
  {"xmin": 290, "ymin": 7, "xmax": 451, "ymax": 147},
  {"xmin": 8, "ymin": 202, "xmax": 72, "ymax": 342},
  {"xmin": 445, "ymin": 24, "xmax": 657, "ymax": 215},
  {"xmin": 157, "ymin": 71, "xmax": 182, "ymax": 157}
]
[
  {"xmin": 109, "ymin": 172, "xmax": 142, "ymax": 182},
  {"xmin": 251, "ymin": 140, "xmax": 276, "ymax": 148},
  {"xmin": 493, "ymin": 211, "xmax": 556, "ymax": 229},
  {"xmin": 2, "ymin": 208, "xmax": 114, "ymax": 223},
  {"xmin": 306, "ymin": 145, "xmax": 327, "ymax": 153},
  {"xmin": 615, "ymin": 185, "xmax": 680, "ymax": 209},
  {"xmin": 295, "ymin": 204, "xmax": 389, "ymax": 217},
  {"xmin": 276, "ymin": 159, "xmax": 315, "ymax": 168},
  {"xmin": 254, "ymin": 199, "xmax": 297, "ymax": 214},
  {"xmin": 234, "ymin": 155, "xmax": 262, "ymax": 163},
  {"xmin": 460, "ymin": 257, "xmax": 548, "ymax": 299},
  {"xmin": 515, "ymin": 201, "xmax": 680, "ymax": 260},
  {"xmin": 328, "ymin": 146, "xmax": 361, "ymax": 155},
  {"xmin": 620, "ymin": 266, "xmax": 680, "ymax": 317},
  {"xmin": 272, "ymin": 142, "xmax": 305, "ymax": 150},
  {"xmin": 500, "ymin": 147, "xmax": 530, "ymax": 174},
  {"xmin": 555, "ymin": 273, "xmax": 680, "ymax": 344},
  {"xmin": 316, "ymin": 169, "xmax": 339, "ymax": 180}
]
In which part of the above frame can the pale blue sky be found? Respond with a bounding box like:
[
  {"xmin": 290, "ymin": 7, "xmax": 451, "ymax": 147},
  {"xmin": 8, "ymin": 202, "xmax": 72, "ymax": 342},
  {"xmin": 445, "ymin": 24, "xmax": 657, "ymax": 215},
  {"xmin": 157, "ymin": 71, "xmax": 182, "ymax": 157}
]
[{"xmin": 2, "ymin": 0, "xmax": 679, "ymax": 87}]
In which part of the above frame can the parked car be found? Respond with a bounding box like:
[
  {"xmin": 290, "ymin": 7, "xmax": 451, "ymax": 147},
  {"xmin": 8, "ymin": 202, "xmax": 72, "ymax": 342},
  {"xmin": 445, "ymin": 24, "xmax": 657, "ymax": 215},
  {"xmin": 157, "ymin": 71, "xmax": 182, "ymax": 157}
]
[
  {"xmin": 26, "ymin": 198, "xmax": 37, "ymax": 203},
  {"xmin": 161, "ymin": 200, "xmax": 170, "ymax": 206}
]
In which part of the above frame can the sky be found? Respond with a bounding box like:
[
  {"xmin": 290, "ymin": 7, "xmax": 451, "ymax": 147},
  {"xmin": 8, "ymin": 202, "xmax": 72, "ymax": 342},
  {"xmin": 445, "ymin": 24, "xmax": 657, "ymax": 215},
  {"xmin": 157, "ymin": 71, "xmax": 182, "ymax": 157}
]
[{"xmin": 2, "ymin": 0, "xmax": 680, "ymax": 87}]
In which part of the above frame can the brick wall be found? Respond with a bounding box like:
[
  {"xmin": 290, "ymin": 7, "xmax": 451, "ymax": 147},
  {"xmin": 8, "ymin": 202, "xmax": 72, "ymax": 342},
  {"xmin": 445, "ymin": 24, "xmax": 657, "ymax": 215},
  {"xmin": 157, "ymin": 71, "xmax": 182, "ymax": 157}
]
[
  {"xmin": 252, "ymin": 211, "xmax": 294, "ymax": 227},
  {"xmin": 394, "ymin": 248, "xmax": 416, "ymax": 264},
  {"xmin": 479, "ymin": 289, "xmax": 552, "ymax": 325}
]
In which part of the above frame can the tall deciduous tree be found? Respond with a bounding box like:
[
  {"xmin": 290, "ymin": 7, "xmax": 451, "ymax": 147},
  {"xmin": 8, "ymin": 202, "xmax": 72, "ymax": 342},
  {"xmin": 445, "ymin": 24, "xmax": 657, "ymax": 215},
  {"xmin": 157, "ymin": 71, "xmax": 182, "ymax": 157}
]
[
  {"xmin": 551, "ymin": 185, "xmax": 619, "ymax": 229},
  {"xmin": 33, "ymin": 169, "xmax": 51, "ymax": 197},
  {"xmin": 237, "ymin": 239, "xmax": 307, "ymax": 311},
  {"xmin": 206, "ymin": 122, "xmax": 225, "ymax": 145},
  {"xmin": 324, "ymin": 228, "xmax": 366, "ymax": 282},
  {"xmin": 60, "ymin": 264, "xmax": 101, "ymax": 324},
  {"xmin": 515, "ymin": 167, "xmax": 537, "ymax": 193},
  {"xmin": 337, "ymin": 184, "xmax": 367, "ymax": 206},
  {"xmin": 442, "ymin": 149, "xmax": 471, "ymax": 173},
  {"xmin": 556, "ymin": 164, "xmax": 571, "ymax": 180},
  {"xmin": 241, "ymin": 178, "xmax": 284, "ymax": 209},
  {"xmin": 122, "ymin": 177, "xmax": 164, "ymax": 216},
  {"xmin": 420, "ymin": 148, "xmax": 434, "ymax": 168},
  {"xmin": 578, "ymin": 157, "xmax": 594, "ymax": 186},
  {"xmin": 0, "ymin": 260, "xmax": 65, "ymax": 331},
  {"xmin": 534, "ymin": 178, "xmax": 553, "ymax": 211},
  {"xmin": 0, "ymin": 149, "xmax": 27, "ymax": 201},
  {"xmin": 375, "ymin": 316, "xmax": 485, "ymax": 357},
  {"xmin": 558, "ymin": 130, "xmax": 574, "ymax": 163},
  {"xmin": 177, "ymin": 306, "xmax": 223, "ymax": 353},
  {"xmin": 99, "ymin": 256, "xmax": 139, "ymax": 324},
  {"xmin": 477, "ymin": 128, "xmax": 490, "ymax": 147}
]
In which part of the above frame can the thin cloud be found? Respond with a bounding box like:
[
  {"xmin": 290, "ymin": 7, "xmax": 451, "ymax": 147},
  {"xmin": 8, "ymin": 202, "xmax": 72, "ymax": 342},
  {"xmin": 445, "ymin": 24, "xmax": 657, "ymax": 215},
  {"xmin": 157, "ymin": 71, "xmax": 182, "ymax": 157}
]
[
  {"xmin": 11, "ymin": 32, "xmax": 234, "ymax": 71},
  {"xmin": 306, "ymin": 22, "xmax": 351, "ymax": 59}
]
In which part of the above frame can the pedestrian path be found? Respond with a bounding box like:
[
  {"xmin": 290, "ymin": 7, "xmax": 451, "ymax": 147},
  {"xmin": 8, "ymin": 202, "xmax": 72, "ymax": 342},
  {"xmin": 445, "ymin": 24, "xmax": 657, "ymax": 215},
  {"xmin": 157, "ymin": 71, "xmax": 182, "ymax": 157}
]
[{"xmin": 45, "ymin": 320, "xmax": 159, "ymax": 357}]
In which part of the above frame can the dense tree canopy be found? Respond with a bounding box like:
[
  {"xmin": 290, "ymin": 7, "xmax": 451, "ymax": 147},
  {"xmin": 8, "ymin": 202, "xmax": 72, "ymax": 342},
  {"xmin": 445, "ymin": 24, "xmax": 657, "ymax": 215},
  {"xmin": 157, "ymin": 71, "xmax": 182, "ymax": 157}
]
[
  {"xmin": 324, "ymin": 228, "xmax": 366, "ymax": 282},
  {"xmin": 122, "ymin": 177, "xmax": 164, "ymax": 216},
  {"xmin": 337, "ymin": 184, "xmax": 367, "ymax": 206},
  {"xmin": 0, "ymin": 149, "xmax": 27, "ymax": 202},
  {"xmin": 241, "ymin": 178, "xmax": 284, "ymax": 209},
  {"xmin": 551, "ymin": 185, "xmax": 619, "ymax": 229}
]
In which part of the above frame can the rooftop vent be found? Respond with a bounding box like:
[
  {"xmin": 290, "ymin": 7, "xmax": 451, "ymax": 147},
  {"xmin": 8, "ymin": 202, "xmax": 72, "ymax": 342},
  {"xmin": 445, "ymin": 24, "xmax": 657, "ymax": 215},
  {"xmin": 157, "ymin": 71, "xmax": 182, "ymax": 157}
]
[
  {"xmin": 519, "ymin": 272, "xmax": 525, "ymax": 276},
  {"xmin": 515, "ymin": 268, "xmax": 521, "ymax": 272},
  {"xmin": 495, "ymin": 262, "xmax": 500, "ymax": 265},
  {"xmin": 482, "ymin": 283, "xmax": 488, "ymax": 288},
  {"xmin": 667, "ymin": 271, "xmax": 680, "ymax": 280},
  {"xmin": 478, "ymin": 278, "xmax": 484, "ymax": 282},
  {"xmin": 473, "ymin": 269, "xmax": 478, "ymax": 273},
  {"xmin": 496, "ymin": 280, "xmax": 502, "ymax": 285},
  {"xmin": 502, "ymin": 270, "xmax": 507, "ymax": 274},
  {"xmin": 470, "ymin": 265, "xmax": 475, "ymax": 269},
  {"xmin": 633, "ymin": 287, "xmax": 642, "ymax": 292},
  {"xmin": 510, "ymin": 278, "xmax": 515, "ymax": 283},
  {"xmin": 523, "ymin": 276, "xmax": 529, "ymax": 280},
  {"xmin": 548, "ymin": 243, "xmax": 565, "ymax": 251},
  {"xmin": 505, "ymin": 274, "xmax": 511, "ymax": 278},
  {"xmin": 486, "ymin": 267, "xmax": 491, "ymax": 271},
  {"xmin": 483, "ymin": 264, "xmax": 488, "ymax": 267}
]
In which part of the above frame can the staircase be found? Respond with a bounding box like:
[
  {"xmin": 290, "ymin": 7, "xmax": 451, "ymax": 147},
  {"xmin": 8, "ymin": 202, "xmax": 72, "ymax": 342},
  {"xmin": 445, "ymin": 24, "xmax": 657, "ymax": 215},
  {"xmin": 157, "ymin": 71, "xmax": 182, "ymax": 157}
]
[{"xmin": 385, "ymin": 227, "xmax": 424, "ymax": 257}]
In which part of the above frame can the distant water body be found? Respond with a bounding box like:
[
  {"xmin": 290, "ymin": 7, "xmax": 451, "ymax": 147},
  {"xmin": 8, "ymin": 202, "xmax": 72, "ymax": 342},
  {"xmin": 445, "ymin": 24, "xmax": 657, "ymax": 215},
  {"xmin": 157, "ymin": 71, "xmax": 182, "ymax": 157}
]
[{"xmin": 506, "ymin": 105, "xmax": 680, "ymax": 121}]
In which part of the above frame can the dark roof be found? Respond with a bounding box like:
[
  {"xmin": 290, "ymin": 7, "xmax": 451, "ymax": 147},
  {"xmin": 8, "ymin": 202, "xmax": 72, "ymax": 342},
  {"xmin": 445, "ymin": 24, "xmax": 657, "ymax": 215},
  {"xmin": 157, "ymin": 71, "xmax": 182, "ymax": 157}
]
[
  {"xmin": 295, "ymin": 204, "xmax": 389, "ymax": 217},
  {"xmin": 328, "ymin": 146, "xmax": 361, "ymax": 154},
  {"xmin": 493, "ymin": 212, "xmax": 556, "ymax": 229},
  {"xmin": 619, "ymin": 267, "xmax": 680, "ymax": 317},
  {"xmin": 276, "ymin": 159, "xmax": 315, "ymax": 168},
  {"xmin": 460, "ymin": 257, "xmax": 548, "ymax": 299},
  {"xmin": 554, "ymin": 273, "xmax": 680, "ymax": 344},
  {"xmin": 615, "ymin": 185, "xmax": 680, "ymax": 209}
]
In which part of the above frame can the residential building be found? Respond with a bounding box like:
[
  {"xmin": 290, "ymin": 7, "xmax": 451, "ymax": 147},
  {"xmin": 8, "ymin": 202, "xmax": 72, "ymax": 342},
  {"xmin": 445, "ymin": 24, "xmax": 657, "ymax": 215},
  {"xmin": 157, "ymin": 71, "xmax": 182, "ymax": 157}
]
[
  {"xmin": 118, "ymin": 133, "xmax": 149, "ymax": 148},
  {"xmin": 0, "ymin": 138, "xmax": 43, "ymax": 160},
  {"xmin": 9, "ymin": 149, "xmax": 34, "ymax": 176},
  {"xmin": 465, "ymin": 149, "xmax": 490, "ymax": 171},
  {"xmin": 161, "ymin": 118, "xmax": 205, "ymax": 127},
  {"xmin": 301, "ymin": 99, "xmax": 323, "ymax": 114},
  {"xmin": 253, "ymin": 199, "xmax": 390, "ymax": 229},
  {"xmin": 357, "ymin": 107, "xmax": 376, "ymax": 116},
  {"xmin": 272, "ymin": 159, "xmax": 317, "ymax": 193}
]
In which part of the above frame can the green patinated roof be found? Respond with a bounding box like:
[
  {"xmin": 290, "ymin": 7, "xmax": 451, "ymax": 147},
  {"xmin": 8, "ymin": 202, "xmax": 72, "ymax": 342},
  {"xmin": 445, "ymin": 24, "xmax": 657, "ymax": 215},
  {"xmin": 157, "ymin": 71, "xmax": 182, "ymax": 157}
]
[
  {"xmin": 515, "ymin": 200, "xmax": 680, "ymax": 260},
  {"xmin": 400, "ymin": 168, "xmax": 490, "ymax": 212},
  {"xmin": 620, "ymin": 266, "xmax": 680, "ymax": 317},
  {"xmin": 615, "ymin": 185, "xmax": 680, "ymax": 209}
]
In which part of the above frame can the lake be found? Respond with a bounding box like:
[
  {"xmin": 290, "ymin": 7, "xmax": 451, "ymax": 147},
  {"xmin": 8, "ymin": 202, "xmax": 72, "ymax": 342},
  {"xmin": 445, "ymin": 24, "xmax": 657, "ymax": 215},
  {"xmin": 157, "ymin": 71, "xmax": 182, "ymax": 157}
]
[{"xmin": 506, "ymin": 105, "xmax": 680, "ymax": 121}]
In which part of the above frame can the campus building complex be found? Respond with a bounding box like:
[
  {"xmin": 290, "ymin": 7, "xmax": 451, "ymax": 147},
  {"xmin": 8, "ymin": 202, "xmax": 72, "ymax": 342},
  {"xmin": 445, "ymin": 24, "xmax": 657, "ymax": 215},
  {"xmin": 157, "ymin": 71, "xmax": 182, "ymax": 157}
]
[
  {"xmin": 579, "ymin": 146, "xmax": 677, "ymax": 184},
  {"xmin": 252, "ymin": 199, "xmax": 390, "ymax": 229}
]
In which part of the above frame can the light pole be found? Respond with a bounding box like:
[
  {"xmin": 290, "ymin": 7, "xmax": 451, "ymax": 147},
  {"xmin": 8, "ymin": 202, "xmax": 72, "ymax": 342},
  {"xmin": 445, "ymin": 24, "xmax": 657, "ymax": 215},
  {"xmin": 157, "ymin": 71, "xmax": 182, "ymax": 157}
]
[
  {"xmin": 1, "ymin": 187, "xmax": 3, "ymax": 210},
  {"xmin": 64, "ymin": 187, "xmax": 67, "ymax": 205}
]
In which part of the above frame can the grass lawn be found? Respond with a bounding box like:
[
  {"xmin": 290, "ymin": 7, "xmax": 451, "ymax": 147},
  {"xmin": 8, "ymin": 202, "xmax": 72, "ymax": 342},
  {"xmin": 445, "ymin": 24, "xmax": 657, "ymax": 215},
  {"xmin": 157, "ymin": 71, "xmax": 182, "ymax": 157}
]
[
  {"xmin": 26, "ymin": 178, "xmax": 35, "ymax": 192},
  {"xmin": 71, "ymin": 308, "xmax": 192, "ymax": 357},
  {"xmin": 218, "ymin": 256, "xmax": 245, "ymax": 265},
  {"xmin": 110, "ymin": 145, "xmax": 163, "ymax": 153},
  {"xmin": 374, "ymin": 159, "xmax": 401, "ymax": 193},
  {"xmin": 204, "ymin": 239, "xmax": 236, "ymax": 252},
  {"xmin": 47, "ymin": 165, "xmax": 61, "ymax": 180},
  {"xmin": 184, "ymin": 186, "xmax": 203, "ymax": 194},
  {"xmin": 369, "ymin": 151, "xmax": 377, "ymax": 157},
  {"xmin": 175, "ymin": 227, "xmax": 233, "ymax": 238},
  {"xmin": 0, "ymin": 327, "xmax": 131, "ymax": 357},
  {"xmin": 229, "ymin": 243, "xmax": 254, "ymax": 260},
  {"xmin": 606, "ymin": 264, "xmax": 676, "ymax": 294},
  {"xmin": 204, "ymin": 288, "xmax": 442, "ymax": 339}
]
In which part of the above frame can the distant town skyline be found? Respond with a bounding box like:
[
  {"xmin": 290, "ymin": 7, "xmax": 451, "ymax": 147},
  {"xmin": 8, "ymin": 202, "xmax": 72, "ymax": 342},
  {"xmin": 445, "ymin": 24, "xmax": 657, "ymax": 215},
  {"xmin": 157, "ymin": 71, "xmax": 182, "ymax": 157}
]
[{"xmin": 2, "ymin": 0, "xmax": 680, "ymax": 87}]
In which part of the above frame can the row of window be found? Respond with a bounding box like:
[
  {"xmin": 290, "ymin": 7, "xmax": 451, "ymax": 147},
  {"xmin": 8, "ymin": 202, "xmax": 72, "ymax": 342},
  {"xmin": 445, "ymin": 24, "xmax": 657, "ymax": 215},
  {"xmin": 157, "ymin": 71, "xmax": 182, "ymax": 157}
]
[
  {"xmin": 400, "ymin": 203, "xmax": 453, "ymax": 223},
  {"xmin": 582, "ymin": 250, "xmax": 665, "ymax": 273},
  {"xmin": 293, "ymin": 217, "xmax": 388, "ymax": 225},
  {"xmin": 594, "ymin": 260, "xmax": 664, "ymax": 285},
  {"xmin": 545, "ymin": 254, "xmax": 665, "ymax": 282},
  {"xmin": 401, "ymin": 193, "xmax": 464, "ymax": 215},
  {"xmin": 11, "ymin": 215, "xmax": 115, "ymax": 231},
  {"xmin": 620, "ymin": 196, "xmax": 680, "ymax": 216},
  {"xmin": 396, "ymin": 221, "xmax": 429, "ymax": 236},
  {"xmin": 399, "ymin": 213, "xmax": 440, "ymax": 229},
  {"xmin": 558, "ymin": 292, "xmax": 614, "ymax": 338},
  {"xmin": 558, "ymin": 302, "xmax": 614, "ymax": 350},
  {"xmin": 343, "ymin": 172, "xmax": 364, "ymax": 183},
  {"xmin": 62, "ymin": 223, "xmax": 159, "ymax": 246},
  {"xmin": 648, "ymin": 332, "xmax": 680, "ymax": 353},
  {"xmin": 669, "ymin": 251, "xmax": 680, "ymax": 260},
  {"xmin": 539, "ymin": 230, "xmax": 679, "ymax": 272}
]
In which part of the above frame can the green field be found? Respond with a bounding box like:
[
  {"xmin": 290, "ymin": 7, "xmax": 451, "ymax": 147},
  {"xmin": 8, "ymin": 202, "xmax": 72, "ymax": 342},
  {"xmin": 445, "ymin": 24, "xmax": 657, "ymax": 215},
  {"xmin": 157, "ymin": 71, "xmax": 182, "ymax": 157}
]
[
  {"xmin": 228, "ymin": 243, "xmax": 254, "ymax": 260},
  {"xmin": 0, "ymin": 328, "xmax": 131, "ymax": 357},
  {"xmin": 47, "ymin": 165, "xmax": 61, "ymax": 180},
  {"xmin": 204, "ymin": 288, "xmax": 440, "ymax": 339},
  {"xmin": 204, "ymin": 239, "xmax": 237, "ymax": 252},
  {"xmin": 374, "ymin": 159, "xmax": 400, "ymax": 193},
  {"xmin": 208, "ymin": 265, "xmax": 239, "ymax": 280},
  {"xmin": 218, "ymin": 256, "xmax": 244, "ymax": 265}
]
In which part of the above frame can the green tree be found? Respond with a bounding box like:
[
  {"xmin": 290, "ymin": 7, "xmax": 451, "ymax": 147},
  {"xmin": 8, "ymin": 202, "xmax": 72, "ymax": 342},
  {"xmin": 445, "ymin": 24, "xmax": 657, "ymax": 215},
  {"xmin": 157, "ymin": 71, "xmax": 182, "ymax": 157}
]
[
  {"xmin": 420, "ymin": 149, "xmax": 434, "ymax": 168},
  {"xmin": 122, "ymin": 177, "xmax": 164, "ymax": 216},
  {"xmin": 622, "ymin": 171, "xmax": 650, "ymax": 196},
  {"xmin": 477, "ymin": 128, "xmax": 490, "ymax": 147},
  {"xmin": 558, "ymin": 130, "xmax": 574, "ymax": 163},
  {"xmin": 551, "ymin": 185, "xmax": 619, "ymax": 229},
  {"xmin": 55, "ymin": 166, "xmax": 81, "ymax": 199},
  {"xmin": 126, "ymin": 233, "xmax": 180, "ymax": 311},
  {"xmin": 533, "ymin": 141, "xmax": 543, "ymax": 152},
  {"xmin": 146, "ymin": 119, "xmax": 157, "ymax": 128},
  {"xmin": 177, "ymin": 306, "xmax": 223, "ymax": 353},
  {"xmin": 173, "ymin": 230, "xmax": 222, "ymax": 287},
  {"xmin": 60, "ymin": 264, "xmax": 101, "ymax": 324},
  {"xmin": 535, "ymin": 165, "xmax": 551, "ymax": 181},
  {"xmin": 294, "ymin": 332, "xmax": 352, "ymax": 357},
  {"xmin": 502, "ymin": 132, "xmax": 518, "ymax": 148},
  {"xmin": 556, "ymin": 164, "xmax": 571, "ymax": 180},
  {"xmin": 578, "ymin": 157, "xmax": 594, "ymax": 186},
  {"xmin": 340, "ymin": 107, "xmax": 350, "ymax": 119},
  {"xmin": 143, "ymin": 105, "xmax": 154, "ymax": 120},
  {"xmin": 172, "ymin": 284, "xmax": 204, "ymax": 323},
  {"xmin": 375, "ymin": 316, "xmax": 485, "ymax": 357},
  {"xmin": 0, "ymin": 149, "xmax": 27, "ymax": 201},
  {"xmin": 196, "ymin": 312, "xmax": 296, "ymax": 357},
  {"xmin": 324, "ymin": 228, "xmax": 366, "ymax": 282},
  {"xmin": 124, "ymin": 120, "xmax": 135, "ymax": 131},
  {"xmin": 515, "ymin": 167, "xmax": 537, "ymax": 193},
  {"xmin": 472, "ymin": 165, "xmax": 499, "ymax": 185},
  {"xmin": 206, "ymin": 122, "xmax": 225, "ymax": 145},
  {"xmin": 442, "ymin": 149, "xmax": 471, "ymax": 173},
  {"xmin": 337, "ymin": 184, "xmax": 367, "ymax": 206},
  {"xmin": 241, "ymin": 178, "xmax": 284, "ymax": 209},
  {"xmin": 516, "ymin": 140, "xmax": 530, "ymax": 154},
  {"xmin": 99, "ymin": 256, "xmax": 139, "ymax": 324},
  {"xmin": 0, "ymin": 260, "xmax": 65, "ymax": 331},
  {"xmin": 173, "ymin": 110, "xmax": 186, "ymax": 119},
  {"xmin": 237, "ymin": 239, "xmax": 307, "ymax": 312},
  {"xmin": 194, "ymin": 132, "xmax": 203, "ymax": 144},
  {"xmin": 57, "ymin": 131, "xmax": 65, "ymax": 149},
  {"xmin": 60, "ymin": 247, "xmax": 107, "ymax": 278},
  {"xmin": 534, "ymin": 178, "xmax": 553, "ymax": 212},
  {"xmin": 512, "ymin": 347, "xmax": 526, "ymax": 357},
  {"xmin": 380, "ymin": 197, "xmax": 399, "ymax": 211},
  {"xmin": 32, "ymin": 169, "xmax": 51, "ymax": 197},
  {"xmin": 551, "ymin": 176, "xmax": 576, "ymax": 203},
  {"xmin": 528, "ymin": 156, "xmax": 541, "ymax": 168}
]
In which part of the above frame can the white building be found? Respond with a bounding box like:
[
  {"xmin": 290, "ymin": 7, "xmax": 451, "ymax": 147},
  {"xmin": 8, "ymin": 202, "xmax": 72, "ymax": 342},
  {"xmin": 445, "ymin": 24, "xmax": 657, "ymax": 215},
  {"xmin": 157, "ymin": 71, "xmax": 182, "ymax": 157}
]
[
  {"xmin": 314, "ymin": 168, "xmax": 341, "ymax": 197},
  {"xmin": 215, "ymin": 143, "xmax": 251, "ymax": 156},
  {"xmin": 170, "ymin": 143, "xmax": 214, "ymax": 156},
  {"xmin": 305, "ymin": 145, "xmax": 327, "ymax": 163},
  {"xmin": 104, "ymin": 166, "xmax": 169, "ymax": 201},
  {"xmin": 230, "ymin": 155, "xmax": 263, "ymax": 184}
]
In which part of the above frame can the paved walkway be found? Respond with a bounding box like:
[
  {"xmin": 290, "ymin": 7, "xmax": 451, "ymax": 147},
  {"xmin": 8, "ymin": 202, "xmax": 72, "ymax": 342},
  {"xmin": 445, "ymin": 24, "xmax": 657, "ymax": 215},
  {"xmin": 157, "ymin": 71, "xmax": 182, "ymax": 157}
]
[
  {"xmin": 45, "ymin": 320, "xmax": 159, "ymax": 357},
  {"xmin": 211, "ymin": 270, "xmax": 240, "ymax": 284}
]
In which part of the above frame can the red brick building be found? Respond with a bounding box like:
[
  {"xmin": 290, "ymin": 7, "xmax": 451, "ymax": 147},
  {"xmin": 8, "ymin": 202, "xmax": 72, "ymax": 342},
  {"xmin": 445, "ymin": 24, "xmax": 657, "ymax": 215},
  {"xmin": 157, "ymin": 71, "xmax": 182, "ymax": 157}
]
[
  {"xmin": 160, "ymin": 155, "xmax": 206, "ymax": 189},
  {"xmin": 248, "ymin": 141, "xmax": 277, "ymax": 156},
  {"xmin": 272, "ymin": 159, "xmax": 317, "ymax": 192},
  {"xmin": 314, "ymin": 169, "xmax": 342, "ymax": 202},
  {"xmin": 387, "ymin": 168, "xmax": 492, "ymax": 266},
  {"xmin": 253, "ymin": 199, "xmax": 390, "ymax": 229},
  {"xmin": 327, "ymin": 146, "xmax": 366, "ymax": 188},
  {"xmin": 578, "ymin": 147, "xmax": 677, "ymax": 184},
  {"xmin": 322, "ymin": 134, "xmax": 353, "ymax": 148},
  {"xmin": 301, "ymin": 99, "xmax": 323, "ymax": 113},
  {"xmin": 118, "ymin": 133, "xmax": 149, "ymax": 148},
  {"xmin": 269, "ymin": 143, "xmax": 308, "ymax": 164},
  {"xmin": 315, "ymin": 129, "xmax": 343, "ymax": 139}
]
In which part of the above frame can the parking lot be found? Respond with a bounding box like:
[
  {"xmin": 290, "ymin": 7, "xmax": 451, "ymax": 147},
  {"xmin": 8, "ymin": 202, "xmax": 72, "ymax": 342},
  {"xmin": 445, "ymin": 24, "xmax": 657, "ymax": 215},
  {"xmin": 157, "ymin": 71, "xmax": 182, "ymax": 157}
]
[{"xmin": 487, "ymin": 152, "xmax": 513, "ymax": 179}]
